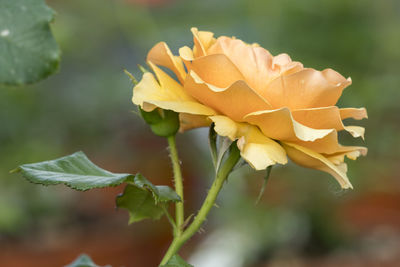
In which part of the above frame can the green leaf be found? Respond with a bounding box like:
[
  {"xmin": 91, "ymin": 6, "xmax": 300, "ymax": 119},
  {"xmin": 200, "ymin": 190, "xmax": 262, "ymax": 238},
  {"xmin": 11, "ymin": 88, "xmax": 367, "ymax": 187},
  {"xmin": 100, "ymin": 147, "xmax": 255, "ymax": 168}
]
[
  {"xmin": 116, "ymin": 184, "xmax": 164, "ymax": 223},
  {"xmin": 65, "ymin": 254, "xmax": 111, "ymax": 267},
  {"xmin": 160, "ymin": 255, "xmax": 193, "ymax": 267},
  {"xmin": 13, "ymin": 152, "xmax": 180, "ymax": 224},
  {"xmin": 116, "ymin": 174, "xmax": 181, "ymax": 223},
  {"xmin": 132, "ymin": 174, "xmax": 181, "ymax": 203},
  {"xmin": 12, "ymin": 151, "xmax": 133, "ymax": 191},
  {"xmin": 0, "ymin": 0, "xmax": 61, "ymax": 85}
]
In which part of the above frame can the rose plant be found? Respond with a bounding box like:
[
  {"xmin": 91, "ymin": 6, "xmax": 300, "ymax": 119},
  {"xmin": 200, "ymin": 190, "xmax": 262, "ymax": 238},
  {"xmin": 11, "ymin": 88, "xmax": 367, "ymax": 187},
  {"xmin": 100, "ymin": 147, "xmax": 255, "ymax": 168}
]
[{"xmin": 14, "ymin": 28, "xmax": 367, "ymax": 266}]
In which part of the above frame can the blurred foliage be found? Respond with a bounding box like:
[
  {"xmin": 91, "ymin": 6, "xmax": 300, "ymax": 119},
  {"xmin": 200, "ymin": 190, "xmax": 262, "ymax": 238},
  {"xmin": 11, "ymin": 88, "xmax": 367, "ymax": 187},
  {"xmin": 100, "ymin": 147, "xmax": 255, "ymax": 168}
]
[
  {"xmin": 0, "ymin": 0, "xmax": 399, "ymax": 265},
  {"xmin": 0, "ymin": 0, "xmax": 60, "ymax": 85},
  {"xmin": 65, "ymin": 254, "xmax": 111, "ymax": 267}
]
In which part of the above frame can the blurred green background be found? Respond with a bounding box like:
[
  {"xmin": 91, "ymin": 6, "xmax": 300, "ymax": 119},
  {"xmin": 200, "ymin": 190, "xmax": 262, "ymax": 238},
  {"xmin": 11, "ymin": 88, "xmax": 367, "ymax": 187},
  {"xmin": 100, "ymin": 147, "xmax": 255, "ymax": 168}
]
[{"xmin": 1, "ymin": 0, "xmax": 399, "ymax": 266}]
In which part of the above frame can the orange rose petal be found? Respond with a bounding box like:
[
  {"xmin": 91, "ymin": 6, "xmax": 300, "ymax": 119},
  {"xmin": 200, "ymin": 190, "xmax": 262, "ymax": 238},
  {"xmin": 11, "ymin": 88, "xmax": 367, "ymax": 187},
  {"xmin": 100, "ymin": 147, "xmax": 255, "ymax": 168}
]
[
  {"xmin": 178, "ymin": 46, "xmax": 194, "ymax": 72},
  {"xmin": 293, "ymin": 130, "xmax": 366, "ymax": 154},
  {"xmin": 210, "ymin": 115, "xmax": 287, "ymax": 170},
  {"xmin": 147, "ymin": 42, "xmax": 186, "ymax": 83},
  {"xmin": 190, "ymin": 53, "xmax": 245, "ymax": 88},
  {"xmin": 292, "ymin": 131, "xmax": 341, "ymax": 154},
  {"xmin": 191, "ymin": 27, "xmax": 216, "ymax": 57},
  {"xmin": 179, "ymin": 113, "xmax": 211, "ymax": 132},
  {"xmin": 185, "ymin": 70, "xmax": 272, "ymax": 122},
  {"xmin": 208, "ymin": 37, "xmax": 276, "ymax": 92},
  {"xmin": 282, "ymin": 142, "xmax": 353, "ymax": 189},
  {"xmin": 180, "ymin": 28, "xmax": 217, "ymax": 71},
  {"xmin": 273, "ymin": 53, "xmax": 304, "ymax": 75},
  {"xmin": 272, "ymin": 53, "xmax": 292, "ymax": 66},
  {"xmin": 262, "ymin": 68, "xmax": 352, "ymax": 109},
  {"xmin": 132, "ymin": 71, "xmax": 216, "ymax": 116},
  {"xmin": 292, "ymin": 107, "xmax": 344, "ymax": 130},
  {"xmin": 292, "ymin": 106, "xmax": 366, "ymax": 139},
  {"xmin": 142, "ymin": 102, "xmax": 157, "ymax": 112},
  {"xmin": 245, "ymin": 108, "xmax": 333, "ymax": 142},
  {"xmin": 207, "ymin": 37, "xmax": 304, "ymax": 94},
  {"xmin": 340, "ymin": 107, "xmax": 368, "ymax": 120},
  {"xmin": 324, "ymin": 147, "xmax": 367, "ymax": 165}
]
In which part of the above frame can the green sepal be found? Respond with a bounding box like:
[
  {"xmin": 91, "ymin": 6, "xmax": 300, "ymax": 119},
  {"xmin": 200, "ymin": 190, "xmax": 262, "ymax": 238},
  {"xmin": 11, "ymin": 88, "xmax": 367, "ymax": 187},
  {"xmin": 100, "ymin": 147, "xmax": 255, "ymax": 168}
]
[
  {"xmin": 208, "ymin": 123, "xmax": 218, "ymax": 168},
  {"xmin": 225, "ymin": 141, "xmax": 241, "ymax": 170},
  {"xmin": 124, "ymin": 69, "xmax": 138, "ymax": 85},
  {"xmin": 140, "ymin": 107, "xmax": 180, "ymax": 137},
  {"xmin": 12, "ymin": 151, "xmax": 134, "ymax": 191},
  {"xmin": 65, "ymin": 254, "xmax": 111, "ymax": 267},
  {"xmin": 116, "ymin": 174, "xmax": 181, "ymax": 223},
  {"xmin": 139, "ymin": 107, "xmax": 163, "ymax": 125},
  {"xmin": 215, "ymin": 137, "xmax": 233, "ymax": 173},
  {"xmin": 138, "ymin": 64, "xmax": 150, "ymax": 73},
  {"xmin": 160, "ymin": 255, "xmax": 193, "ymax": 267},
  {"xmin": 0, "ymin": 0, "xmax": 61, "ymax": 85},
  {"xmin": 255, "ymin": 165, "xmax": 272, "ymax": 205}
]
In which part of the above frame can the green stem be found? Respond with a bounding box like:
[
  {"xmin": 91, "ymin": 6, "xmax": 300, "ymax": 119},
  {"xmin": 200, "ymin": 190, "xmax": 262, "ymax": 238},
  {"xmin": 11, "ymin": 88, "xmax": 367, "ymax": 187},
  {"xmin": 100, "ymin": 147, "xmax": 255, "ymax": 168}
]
[
  {"xmin": 167, "ymin": 135, "xmax": 184, "ymax": 235},
  {"xmin": 162, "ymin": 206, "xmax": 177, "ymax": 235},
  {"xmin": 159, "ymin": 144, "xmax": 240, "ymax": 265}
]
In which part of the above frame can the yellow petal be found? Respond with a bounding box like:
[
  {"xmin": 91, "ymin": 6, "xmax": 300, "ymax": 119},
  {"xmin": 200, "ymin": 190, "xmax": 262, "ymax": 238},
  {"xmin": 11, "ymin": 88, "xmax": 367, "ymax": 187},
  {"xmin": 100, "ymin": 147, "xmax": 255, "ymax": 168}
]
[
  {"xmin": 210, "ymin": 115, "xmax": 287, "ymax": 170},
  {"xmin": 178, "ymin": 46, "xmax": 194, "ymax": 72},
  {"xmin": 262, "ymin": 68, "xmax": 351, "ymax": 109},
  {"xmin": 132, "ymin": 70, "xmax": 216, "ymax": 116},
  {"xmin": 210, "ymin": 115, "xmax": 238, "ymax": 140},
  {"xmin": 179, "ymin": 46, "xmax": 194, "ymax": 61},
  {"xmin": 343, "ymin": 126, "xmax": 365, "ymax": 139},
  {"xmin": 132, "ymin": 72, "xmax": 160, "ymax": 111},
  {"xmin": 179, "ymin": 28, "xmax": 217, "ymax": 72},
  {"xmin": 147, "ymin": 42, "xmax": 186, "ymax": 83},
  {"xmin": 185, "ymin": 70, "xmax": 272, "ymax": 122},
  {"xmin": 245, "ymin": 108, "xmax": 333, "ymax": 142},
  {"xmin": 179, "ymin": 113, "xmax": 211, "ymax": 132},
  {"xmin": 191, "ymin": 27, "xmax": 216, "ymax": 57},
  {"xmin": 282, "ymin": 142, "xmax": 353, "ymax": 189}
]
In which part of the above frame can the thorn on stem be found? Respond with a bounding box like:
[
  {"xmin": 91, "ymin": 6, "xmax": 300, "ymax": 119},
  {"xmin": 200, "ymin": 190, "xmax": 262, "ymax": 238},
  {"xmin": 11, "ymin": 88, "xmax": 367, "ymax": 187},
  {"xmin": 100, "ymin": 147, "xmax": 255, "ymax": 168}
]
[{"xmin": 182, "ymin": 214, "xmax": 194, "ymax": 230}]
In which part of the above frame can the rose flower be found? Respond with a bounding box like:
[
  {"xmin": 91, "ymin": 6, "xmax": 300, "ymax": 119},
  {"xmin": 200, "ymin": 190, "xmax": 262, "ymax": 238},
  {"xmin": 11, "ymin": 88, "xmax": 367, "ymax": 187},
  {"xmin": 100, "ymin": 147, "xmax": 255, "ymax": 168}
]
[{"xmin": 132, "ymin": 28, "xmax": 367, "ymax": 189}]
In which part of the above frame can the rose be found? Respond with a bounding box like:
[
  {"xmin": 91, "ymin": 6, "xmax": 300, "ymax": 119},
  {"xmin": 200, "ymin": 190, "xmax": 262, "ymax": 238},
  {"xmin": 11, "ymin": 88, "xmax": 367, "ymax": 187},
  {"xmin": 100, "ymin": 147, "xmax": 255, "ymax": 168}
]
[{"xmin": 132, "ymin": 28, "xmax": 367, "ymax": 189}]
